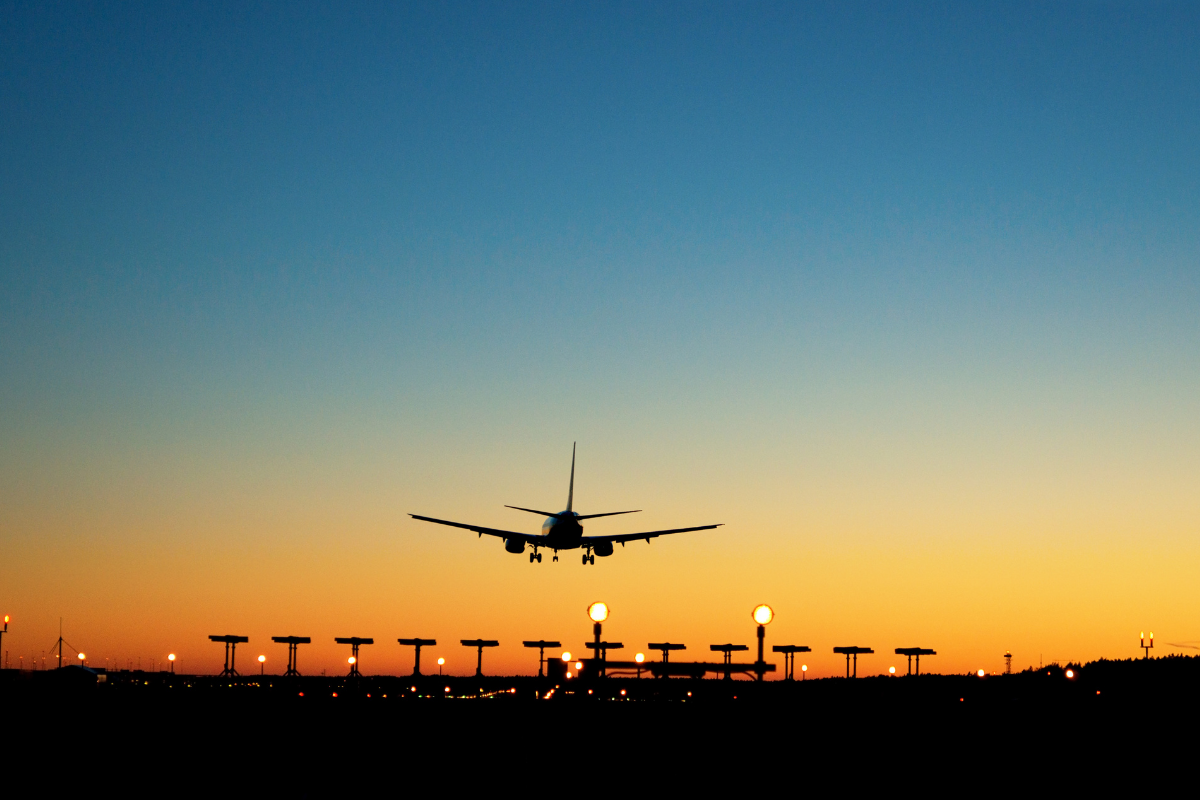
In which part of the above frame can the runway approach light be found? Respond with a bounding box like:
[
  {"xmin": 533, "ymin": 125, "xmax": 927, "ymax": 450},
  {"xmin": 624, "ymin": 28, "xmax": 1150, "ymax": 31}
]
[
  {"xmin": 561, "ymin": 652, "xmax": 572, "ymax": 662},
  {"xmin": 1066, "ymin": 669, "xmax": 1075, "ymax": 679},
  {"xmin": 77, "ymin": 653, "xmax": 85, "ymax": 663},
  {"xmin": 168, "ymin": 654, "xmax": 175, "ymax": 662},
  {"xmin": 977, "ymin": 669, "xmax": 985, "ymax": 677},
  {"xmin": 753, "ymin": 605, "xmax": 774, "ymax": 625},
  {"xmin": 635, "ymin": 653, "xmax": 645, "ymax": 663},
  {"xmin": 889, "ymin": 666, "xmax": 896, "ymax": 674},
  {"xmin": 258, "ymin": 655, "xmax": 266, "ymax": 663},
  {"xmin": 348, "ymin": 656, "xmax": 357, "ymax": 665},
  {"xmin": 588, "ymin": 602, "xmax": 609, "ymax": 623},
  {"xmin": 437, "ymin": 657, "xmax": 445, "ymax": 665},
  {"xmin": 575, "ymin": 661, "xmax": 583, "ymax": 670}
]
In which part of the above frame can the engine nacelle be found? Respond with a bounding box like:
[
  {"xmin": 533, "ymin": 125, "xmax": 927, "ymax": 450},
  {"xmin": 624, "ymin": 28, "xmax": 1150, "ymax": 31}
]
[
  {"xmin": 505, "ymin": 538, "xmax": 525, "ymax": 554},
  {"xmin": 593, "ymin": 540, "xmax": 614, "ymax": 557}
]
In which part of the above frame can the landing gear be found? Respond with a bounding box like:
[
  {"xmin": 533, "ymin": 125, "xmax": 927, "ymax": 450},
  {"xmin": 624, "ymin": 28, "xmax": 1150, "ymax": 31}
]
[
  {"xmin": 582, "ymin": 554, "xmax": 595, "ymax": 565},
  {"xmin": 552, "ymin": 553, "xmax": 558, "ymax": 562}
]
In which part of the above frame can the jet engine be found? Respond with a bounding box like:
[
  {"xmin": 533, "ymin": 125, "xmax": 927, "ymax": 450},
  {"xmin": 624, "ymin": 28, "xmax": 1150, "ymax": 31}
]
[
  {"xmin": 505, "ymin": 538, "xmax": 525, "ymax": 554},
  {"xmin": 593, "ymin": 540, "xmax": 614, "ymax": 557}
]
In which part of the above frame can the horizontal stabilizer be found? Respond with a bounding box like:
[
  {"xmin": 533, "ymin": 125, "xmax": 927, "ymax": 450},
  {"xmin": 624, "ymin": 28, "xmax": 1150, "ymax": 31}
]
[
  {"xmin": 574, "ymin": 510, "xmax": 641, "ymax": 520},
  {"xmin": 505, "ymin": 505, "xmax": 562, "ymax": 518}
]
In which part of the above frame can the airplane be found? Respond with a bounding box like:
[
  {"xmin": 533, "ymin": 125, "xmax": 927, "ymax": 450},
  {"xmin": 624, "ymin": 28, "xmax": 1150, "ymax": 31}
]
[{"xmin": 410, "ymin": 444, "xmax": 723, "ymax": 565}]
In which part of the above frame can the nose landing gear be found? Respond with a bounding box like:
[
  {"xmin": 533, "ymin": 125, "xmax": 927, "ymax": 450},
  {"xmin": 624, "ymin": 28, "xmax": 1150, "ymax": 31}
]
[{"xmin": 582, "ymin": 553, "xmax": 595, "ymax": 565}]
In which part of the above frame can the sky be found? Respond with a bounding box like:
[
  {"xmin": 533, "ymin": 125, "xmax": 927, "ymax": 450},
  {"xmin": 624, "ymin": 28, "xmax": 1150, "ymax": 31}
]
[{"xmin": 1, "ymin": 1, "xmax": 1198, "ymax": 678}]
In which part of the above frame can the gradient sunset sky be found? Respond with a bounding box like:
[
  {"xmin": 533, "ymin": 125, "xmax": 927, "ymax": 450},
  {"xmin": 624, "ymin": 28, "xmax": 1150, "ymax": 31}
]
[{"xmin": 2, "ymin": 2, "xmax": 1198, "ymax": 678}]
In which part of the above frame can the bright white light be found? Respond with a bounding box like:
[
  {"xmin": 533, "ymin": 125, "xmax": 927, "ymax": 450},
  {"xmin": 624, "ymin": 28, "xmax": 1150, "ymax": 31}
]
[
  {"xmin": 575, "ymin": 662, "xmax": 583, "ymax": 670},
  {"xmin": 753, "ymin": 605, "xmax": 774, "ymax": 625},
  {"xmin": 437, "ymin": 658, "xmax": 445, "ymax": 665},
  {"xmin": 635, "ymin": 653, "xmax": 644, "ymax": 663},
  {"xmin": 977, "ymin": 669, "xmax": 985, "ymax": 677},
  {"xmin": 77, "ymin": 653, "xmax": 85, "ymax": 661},
  {"xmin": 561, "ymin": 652, "xmax": 571, "ymax": 662},
  {"xmin": 1066, "ymin": 669, "xmax": 1075, "ymax": 679},
  {"xmin": 889, "ymin": 666, "xmax": 896, "ymax": 674},
  {"xmin": 348, "ymin": 656, "xmax": 357, "ymax": 665},
  {"xmin": 566, "ymin": 671, "xmax": 573, "ymax": 679},
  {"xmin": 257, "ymin": 655, "xmax": 266, "ymax": 663},
  {"xmin": 801, "ymin": 664, "xmax": 808, "ymax": 672},
  {"xmin": 168, "ymin": 654, "xmax": 176, "ymax": 662},
  {"xmin": 588, "ymin": 602, "xmax": 609, "ymax": 622}
]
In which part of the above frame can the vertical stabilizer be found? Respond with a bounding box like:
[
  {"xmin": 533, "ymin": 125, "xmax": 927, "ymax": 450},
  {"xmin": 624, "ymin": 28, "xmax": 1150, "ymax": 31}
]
[{"xmin": 567, "ymin": 443, "xmax": 576, "ymax": 512}]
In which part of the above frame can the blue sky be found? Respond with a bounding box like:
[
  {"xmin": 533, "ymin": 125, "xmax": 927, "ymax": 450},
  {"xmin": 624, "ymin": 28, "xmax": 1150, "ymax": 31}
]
[{"xmin": 1, "ymin": 2, "xmax": 1199, "ymax": 671}]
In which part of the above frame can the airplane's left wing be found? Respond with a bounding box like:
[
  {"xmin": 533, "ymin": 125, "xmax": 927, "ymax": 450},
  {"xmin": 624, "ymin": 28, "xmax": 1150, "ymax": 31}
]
[
  {"xmin": 581, "ymin": 524, "xmax": 723, "ymax": 546},
  {"xmin": 410, "ymin": 514, "xmax": 538, "ymax": 544}
]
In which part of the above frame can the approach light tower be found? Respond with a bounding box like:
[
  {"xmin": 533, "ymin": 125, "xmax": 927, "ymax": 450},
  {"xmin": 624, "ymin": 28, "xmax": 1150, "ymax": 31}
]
[
  {"xmin": 523, "ymin": 640, "xmax": 562, "ymax": 678},
  {"xmin": 271, "ymin": 636, "xmax": 311, "ymax": 677},
  {"xmin": 335, "ymin": 637, "xmax": 373, "ymax": 677},
  {"xmin": 833, "ymin": 646, "xmax": 874, "ymax": 678},
  {"xmin": 1004, "ymin": 651, "xmax": 1012, "ymax": 675},
  {"xmin": 209, "ymin": 635, "xmax": 249, "ymax": 677},
  {"xmin": 647, "ymin": 642, "xmax": 686, "ymax": 678},
  {"xmin": 772, "ymin": 644, "xmax": 811, "ymax": 680},
  {"xmin": 894, "ymin": 647, "xmax": 936, "ymax": 676},
  {"xmin": 711, "ymin": 644, "xmax": 749, "ymax": 681},
  {"xmin": 460, "ymin": 639, "xmax": 500, "ymax": 677},
  {"xmin": 1141, "ymin": 631, "xmax": 1154, "ymax": 659},
  {"xmin": 398, "ymin": 638, "xmax": 437, "ymax": 676}
]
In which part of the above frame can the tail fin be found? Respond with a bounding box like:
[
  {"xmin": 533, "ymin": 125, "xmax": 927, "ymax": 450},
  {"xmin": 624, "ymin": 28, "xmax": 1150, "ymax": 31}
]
[{"xmin": 567, "ymin": 442, "xmax": 576, "ymax": 512}]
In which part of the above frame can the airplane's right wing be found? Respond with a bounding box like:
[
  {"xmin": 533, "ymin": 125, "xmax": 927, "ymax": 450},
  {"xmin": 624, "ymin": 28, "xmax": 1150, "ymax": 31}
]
[
  {"xmin": 582, "ymin": 524, "xmax": 723, "ymax": 546},
  {"xmin": 409, "ymin": 514, "xmax": 539, "ymax": 544}
]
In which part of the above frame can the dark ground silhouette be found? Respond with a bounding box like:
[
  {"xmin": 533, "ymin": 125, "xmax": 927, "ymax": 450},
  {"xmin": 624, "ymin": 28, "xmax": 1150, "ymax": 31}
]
[{"xmin": 2, "ymin": 655, "xmax": 1195, "ymax": 790}]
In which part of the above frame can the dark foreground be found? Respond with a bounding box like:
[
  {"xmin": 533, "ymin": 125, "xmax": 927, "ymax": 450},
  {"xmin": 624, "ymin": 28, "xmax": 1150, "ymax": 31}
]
[{"xmin": 3, "ymin": 657, "xmax": 1197, "ymax": 789}]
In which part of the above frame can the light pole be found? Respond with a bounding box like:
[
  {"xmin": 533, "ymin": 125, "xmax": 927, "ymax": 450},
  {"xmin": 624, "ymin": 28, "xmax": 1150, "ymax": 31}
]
[
  {"xmin": 586, "ymin": 602, "xmax": 622, "ymax": 677},
  {"xmin": 801, "ymin": 664, "xmax": 807, "ymax": 680},
  {"xmin": 0, "ymin": 616, "xmax": 8, "ymax": 668},
  {"xmin": 635, "ymin": 652, "xmax": 644, "ymax": 678},
  {"xmin": 258, "ymin": 655, "xmax": 266, "ymax": 676},
  {"xmin": 168, "ymin": 653, "xmax": 176, "ymax": 674},
  {"xmin": 437, "ymin": 657, "xmax": 444, "ymax": 676},
  {"xmin": 77, "ymin": 653, "xmax": 86, "ymax": 668},
  {"xmin": 752, "ymin": 604, "xmax": 773, "ymax": 681},
  {"xmin": 1141, "ymin": 631, "xmax": 1154, "ymax": 659}
]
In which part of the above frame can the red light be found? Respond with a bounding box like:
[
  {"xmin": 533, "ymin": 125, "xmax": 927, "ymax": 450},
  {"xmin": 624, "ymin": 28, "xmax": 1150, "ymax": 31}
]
[
  {"xmin": 298, "ymin": 692, "xmax": 304, "ymax": 696},
  {"xmin": 332, "ymin": 692, "xmax": 338, "ymax": 697}
]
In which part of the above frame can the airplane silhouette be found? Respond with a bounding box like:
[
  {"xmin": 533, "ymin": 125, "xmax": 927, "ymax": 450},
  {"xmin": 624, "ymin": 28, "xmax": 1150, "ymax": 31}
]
[{"xmin": 410, "ymin": 444, "xmax": 723, "ymax": 565}]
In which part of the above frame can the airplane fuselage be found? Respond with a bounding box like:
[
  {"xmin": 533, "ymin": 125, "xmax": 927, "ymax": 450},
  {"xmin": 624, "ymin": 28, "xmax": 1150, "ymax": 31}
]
[{"xmin": 541, "ymin": 511, "xmax": 583, "ymax": 550}]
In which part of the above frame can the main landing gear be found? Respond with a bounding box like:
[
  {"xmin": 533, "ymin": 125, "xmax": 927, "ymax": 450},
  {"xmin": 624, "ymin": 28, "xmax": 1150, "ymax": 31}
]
[
  {"xmin": 529, "ymin": 552, "xmax": 543, "ymax": 563},
  {"xmin": 582, "ymin": 554, "xmax": 595, "ymax": 565}
]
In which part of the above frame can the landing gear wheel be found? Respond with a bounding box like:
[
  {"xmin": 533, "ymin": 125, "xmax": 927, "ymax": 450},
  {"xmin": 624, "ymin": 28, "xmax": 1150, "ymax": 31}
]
[
  {"xmin": 582, "ymin": 554, "xmax": 588, "ymax": 565},
  {"xmin": 552, "ymin": 554, "xmax": 558, "ymax": 562},
  {"xmin": 589, "ymin": 555, "xmax": 595, "ymax": 565},
  {"xmin": 529, "ymin": 552, "xmax": 536, "ymax": 563},
  {"xmin": 537, "ymin": 553, "xmax": 542, "ymax": 562}
]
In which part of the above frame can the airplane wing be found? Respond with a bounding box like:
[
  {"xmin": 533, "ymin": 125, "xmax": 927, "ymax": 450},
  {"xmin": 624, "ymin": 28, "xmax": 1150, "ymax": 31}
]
[
  {"xmin": 581, "ymin": 524, "xmax": 723, "ymax": 545},
  {"xmin": 409, "ymin": 514, "xmax": 538, "ymax": 543}
]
